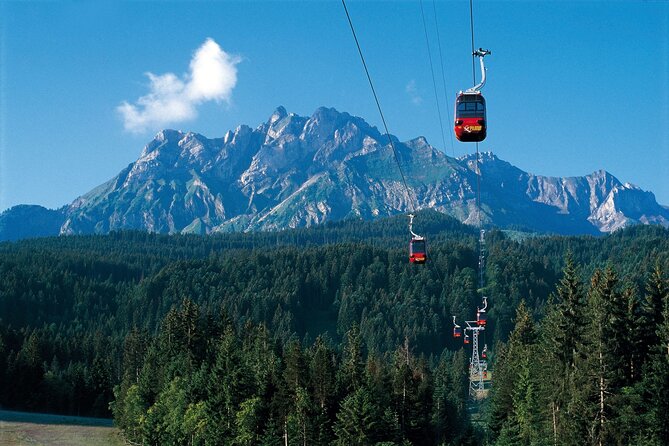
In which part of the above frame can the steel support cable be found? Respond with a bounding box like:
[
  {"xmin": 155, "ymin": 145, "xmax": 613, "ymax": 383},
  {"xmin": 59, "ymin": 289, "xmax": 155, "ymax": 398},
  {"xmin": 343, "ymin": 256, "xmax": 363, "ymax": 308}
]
[
  {"xmin": 469, "ymin": 0, "xmax": 477, "ymax": 84},
  {"xmin": 468, "ymin": 0, "xmax": 482, "ymax": 232},
  {"xmin": 341, "ymin": 0, "xmax": 417, "ymax": 214},
  {"xmin": 467, "ymin": 0, "xmax": 488, "ymax": 395},
  {"xmin": 419, "ymin": 0, "xmax": 448, "ymax": 157},
  {"xmin": 431, "ymin": 0, "xmax": 456, "ymax": 157}
]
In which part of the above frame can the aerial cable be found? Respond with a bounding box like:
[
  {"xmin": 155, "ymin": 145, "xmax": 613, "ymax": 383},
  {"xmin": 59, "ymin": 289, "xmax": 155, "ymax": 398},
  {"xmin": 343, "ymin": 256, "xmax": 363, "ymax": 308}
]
[
  {"xmin": 341, "ymin": 0, "xmax": 417, "ymax": 214},
  {"xmin": 469, "ymin": 0, "xmax": 488, "ymax": 353},
  {"xmin": 431, "ymin": 0, "xmax": 456, "ymax": 157},
  {"xmin": 449, "ymin": 0, "xmax": 490, "ymax": 398},
  {"xmin": 419, "ymin": 0, "xmax": 449, "ymax": 157},
  {"xmin": 468, "ymin": 0, "xmax": 483, "ymax": 231},
  {"xmin": 469, "ymin": 0, "xmax": 477, "ymax": 85}
]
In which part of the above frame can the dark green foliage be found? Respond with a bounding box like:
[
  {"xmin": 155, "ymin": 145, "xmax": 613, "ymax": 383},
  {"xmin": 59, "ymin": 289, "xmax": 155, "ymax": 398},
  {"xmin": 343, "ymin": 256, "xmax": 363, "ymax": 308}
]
[
  {"xmin": 1, "ymin": 215, "xmax": 668, "ymax": 444},
  {"xmin": 110, "ymin": 309, "xmax": 471, "ymax": 445},
  {"xmin": 490, "ymin": 260, "xmax": 669, "ymax": 446},
  {"xmin": 488, "ymin": 302, "xmax": 539, "ymax": 440}
]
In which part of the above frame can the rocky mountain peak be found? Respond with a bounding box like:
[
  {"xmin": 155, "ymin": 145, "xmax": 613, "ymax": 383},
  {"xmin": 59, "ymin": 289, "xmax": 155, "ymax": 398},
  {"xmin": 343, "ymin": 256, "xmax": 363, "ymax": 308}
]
[
  {"xmin": 140, "ymin": 129, "xmax": 184, "ymax": 157},
  {"xmin": 2, "ymin": 106, "xmax": 667, "ymax": 241},
  {"xmin": 268, "ymin": 106, "xmax": 288, "ymax": 124}
]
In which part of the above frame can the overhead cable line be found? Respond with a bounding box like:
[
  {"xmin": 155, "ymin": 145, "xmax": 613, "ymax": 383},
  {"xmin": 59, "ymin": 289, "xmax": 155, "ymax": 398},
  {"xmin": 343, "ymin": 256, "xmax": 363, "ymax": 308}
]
[
  {"xmin": 341, "ymin": 0, "xmax": 417, "ymax": 213},
  {"xmin": 468, "ymin": 0, "xmax": 482, "ymax": 231},
  {"xmin": 419, "ymin": 0, "xmax": 449, "ymax": 157},
  {"xmin": 469, "ymin": 0, "xmax": 477, "ymax": 85},
  {"xmin": 431, "ymin": 0, "xmax": 456, "ymax": 157},
  {"xmin": 468, "ymin": 0, "xmax": 488, "ymax": 359}
]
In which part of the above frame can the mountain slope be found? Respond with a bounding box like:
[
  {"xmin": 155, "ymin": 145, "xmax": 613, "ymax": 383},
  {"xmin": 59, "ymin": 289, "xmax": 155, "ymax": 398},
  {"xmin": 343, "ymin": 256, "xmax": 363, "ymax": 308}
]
[
  {"xmin": 2, "ymin": 106, "xmax": 667, "ymax": 240},
  {"xmin": 0, "ymin": 205, "xmax": 66, "ymax": 242}
]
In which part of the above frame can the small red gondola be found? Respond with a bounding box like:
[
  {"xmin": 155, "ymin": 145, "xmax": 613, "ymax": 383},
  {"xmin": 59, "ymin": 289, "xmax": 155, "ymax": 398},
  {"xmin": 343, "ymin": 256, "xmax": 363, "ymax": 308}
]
[
  {"xmin": 454, "ymin": 92, "xmax": 486, "ymax": 142},
  {"xmin": 477, "ymin": 311, "xmax": 487, "ymax": 326},
  {"xmin": 464, "ymin": 335, "xmax": 470, "ymax": 345},
  {"xmin": 409, "ymin": 237, "xmax": 427, "ymax": 264},
  {"xmin": 453, "ymin": 326, "xmax": 462, "ymax": 338}
]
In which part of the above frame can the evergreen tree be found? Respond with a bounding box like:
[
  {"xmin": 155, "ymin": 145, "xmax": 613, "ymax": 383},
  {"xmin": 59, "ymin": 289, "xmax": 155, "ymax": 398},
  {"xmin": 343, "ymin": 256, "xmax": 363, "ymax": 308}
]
[
  {"xmin": 639, "ymin": 264, "xmax": 669, "ymax": 364},
  {"xmin": 337, "ymin": 324, "xmax": 365, "ymax": 396},
  {"xmin": 489, "ymin": 301, "xmax": 536, "ymax": 441},
  {"xmin": 635, "ymin": 265, "xmax": 669, "ymax": 443},
  {"xmin": 582, "ymin": 267, "xmax": 630, "ymax": 445},
  {"xmin": 538, "ymin": 255, "xmax": 586, "ymax": 445},
  {"xmin": 509, "ymin": 355, "xmax": 544, "ymax": 446},
  {"xmin": 554, "ymin": 254, "xmax": 585, "ymax": 369},
  {"xmin": 204, "ymin": 326, "xmax": 254, "ymax": 444},
  {"xmin": 333, "ymin": 386, "xmax": 396, "ymax": 445},
  {"xmin": 235, "ymin": 396, "xmax": 263, "ymax": 446},
  {"xmin": 310, "ymin": 335, "xmax": 336, "ymax": 411},
  {"xmin": 122, "ymin": 327, "xmax": 149, "ymax": 385}
]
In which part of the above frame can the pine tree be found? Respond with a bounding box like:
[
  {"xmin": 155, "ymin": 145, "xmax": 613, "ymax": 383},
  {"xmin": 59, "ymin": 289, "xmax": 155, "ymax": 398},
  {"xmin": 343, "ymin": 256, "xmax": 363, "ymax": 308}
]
[
  {"xmin": 582, "ymin": 267, "xmax": 630, "ymax": 445},
  {"xmin": 538, "ymin": 255, "xmax": 586, "ymax": 445},
  {"xmin": 554, "ymin": 254, "xmax": 585, "ymax": 369},
  {"xmin": 204, "ymin": 326, "xmax": 254, "ymax": 444},
  {"xmin": 309, "ymin": 336, "xmax": 336, "ymax": 411},
  {"xmin": 639, "ymin": 264, "xmax": 669, "ymax": 364},
  {"xmin": 391, "ymin": 337, "xmax": 414, "ymax": 437},
  {"xmin": 489, "ymin": 301, "xmax": 536, "ymax": 441},
  {"xmin": 234, "ymin": 396, "xmax": 263, "ymax": 446},
  {"xmin": 122, "ymin": 328, "xmax": 149, "ymax": 385},
  {"xmin": 637, "ymin": 265, "xmax": 669, "ymax": 443},
  {"xmin": 333, "ymin": 386, "xmax": 389, "ymax": 445},
  {"xmin": 510, "ymin": 355, "xmax": 544, "ymax": 446},
  {"xmin": 337, "ymin": 324, "xmax": 364, "ymax": 396}
]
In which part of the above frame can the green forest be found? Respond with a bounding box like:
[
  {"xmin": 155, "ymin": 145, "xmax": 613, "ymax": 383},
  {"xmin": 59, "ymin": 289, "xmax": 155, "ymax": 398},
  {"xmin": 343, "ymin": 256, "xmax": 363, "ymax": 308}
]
[{"xmin": 0, "ymin": 211, "xmax": 668, "ymax": 445}]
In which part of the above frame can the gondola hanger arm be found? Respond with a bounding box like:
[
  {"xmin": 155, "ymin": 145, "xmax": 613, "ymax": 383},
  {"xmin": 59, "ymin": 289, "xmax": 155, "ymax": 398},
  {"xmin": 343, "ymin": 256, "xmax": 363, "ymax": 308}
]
[
  {"xmin": 464, "ymin": 48, "xmax": 491, "ymax": 94},
  {"xmin": 408, "ymin": 213, "xmax": 422, "ymax": 239}
]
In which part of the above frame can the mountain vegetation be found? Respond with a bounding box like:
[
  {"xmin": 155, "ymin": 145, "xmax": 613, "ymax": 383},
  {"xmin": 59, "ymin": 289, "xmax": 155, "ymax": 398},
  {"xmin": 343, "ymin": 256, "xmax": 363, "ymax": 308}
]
[{"xmin": 0, "ymin": 212, "xmax": 667, "ymax": 444}]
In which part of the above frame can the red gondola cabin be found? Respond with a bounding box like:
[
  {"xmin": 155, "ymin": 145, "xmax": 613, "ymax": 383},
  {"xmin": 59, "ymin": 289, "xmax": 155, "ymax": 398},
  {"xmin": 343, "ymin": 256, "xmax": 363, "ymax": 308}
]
[
  {"xmin": 454, "ymin": 92, "xmax": 487, "ymax": 142},
  {"xmin": 477, "ymin": 311, "xmax": 487, "ymax": 326},
  {"xmin": 453, "ymin": 327, "xmax": 462, "ymax": 338},
  {"xmin": 409, "ymin": 237, "xmax": 427, "ymax": 264}
]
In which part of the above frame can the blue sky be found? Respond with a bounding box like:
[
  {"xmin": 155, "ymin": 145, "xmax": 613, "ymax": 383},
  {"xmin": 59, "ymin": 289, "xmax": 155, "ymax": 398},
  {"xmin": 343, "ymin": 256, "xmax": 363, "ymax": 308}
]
[{"xmin": 1, "ymin": 0, "xmax": 667, "ymax": 212}]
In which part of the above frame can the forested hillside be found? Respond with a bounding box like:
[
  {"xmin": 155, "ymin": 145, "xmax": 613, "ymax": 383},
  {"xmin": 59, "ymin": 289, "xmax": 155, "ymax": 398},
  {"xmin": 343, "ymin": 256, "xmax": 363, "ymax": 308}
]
[
  {"xmin": 490, "ymin": 261, "xmax": 669, "ymax": 445},
  {"xmin": 0, "ymin": 211, "xmax": 667, "ymax": 444}
]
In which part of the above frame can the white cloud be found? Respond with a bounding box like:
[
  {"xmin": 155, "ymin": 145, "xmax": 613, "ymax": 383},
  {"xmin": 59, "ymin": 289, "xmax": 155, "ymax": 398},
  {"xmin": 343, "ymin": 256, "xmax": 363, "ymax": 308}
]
[
  {"xmin": 405, "ymin": 80, "xmax": 423, "ymax": 105},
  {"xmin": 118, "ymin": 38, "xmax": 241, "ymax": 133}
]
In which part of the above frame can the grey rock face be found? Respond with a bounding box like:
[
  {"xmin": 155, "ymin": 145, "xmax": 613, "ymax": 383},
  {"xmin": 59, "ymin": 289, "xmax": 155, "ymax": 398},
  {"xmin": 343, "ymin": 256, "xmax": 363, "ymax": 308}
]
[{"xmin": 2, "ymin": 107, "xmax": 667, "ymax": 240}]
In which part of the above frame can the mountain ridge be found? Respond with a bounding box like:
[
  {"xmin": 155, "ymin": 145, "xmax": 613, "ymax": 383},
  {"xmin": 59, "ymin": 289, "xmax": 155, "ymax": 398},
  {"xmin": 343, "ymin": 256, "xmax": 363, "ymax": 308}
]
[{"xmin": 1, "ymin": 106, "xmax": 667, "ymax": 241}]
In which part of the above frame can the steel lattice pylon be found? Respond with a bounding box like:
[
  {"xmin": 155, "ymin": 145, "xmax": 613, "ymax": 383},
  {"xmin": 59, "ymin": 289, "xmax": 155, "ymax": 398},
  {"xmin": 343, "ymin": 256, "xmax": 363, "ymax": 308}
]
[
  {"xmin": 454, "ymin": 229, "xmax": 490, "ymax": 399},
  {"xmin": 479, "ymin": 229, "xmax": 486, "ymax": 289},
  {"xmin": 467, "ymin": 324, "xmax": 487, "ymax": 396}
]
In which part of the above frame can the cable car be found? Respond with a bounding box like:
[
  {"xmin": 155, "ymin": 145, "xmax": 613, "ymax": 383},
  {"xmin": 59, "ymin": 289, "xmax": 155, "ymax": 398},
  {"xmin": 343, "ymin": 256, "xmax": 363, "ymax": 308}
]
[
  {"xmin": 454, "ymin": 92, "xmax": 486, "ymax": 142},
  {"xmin": 481, "ymin": 345, "xmax": 488, "ymax": 359},
  {"xmin": 452, "ymin": 316, "xmax": 462, "ymax": 338},
  {"xmin": 408, "ymin": 214, "xmax": 426, "ymax": 264},
  {"xmin": 454, "ymin": 48, "xmax": 490, "ymax": 143},
  {"xmin": 409, "ymin": 237, "xmax": 427, "ymax": 264},
  {"xmin": 477, "ymin": 310, "xmax": 487, "ymax": 326},
  {"xmin": 464, "ymin": 334, "xmax": 470, "ymax": 345},
  {"xmin": 477, "ymin": 297, "xmax": 488, "ymax": 326}
]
